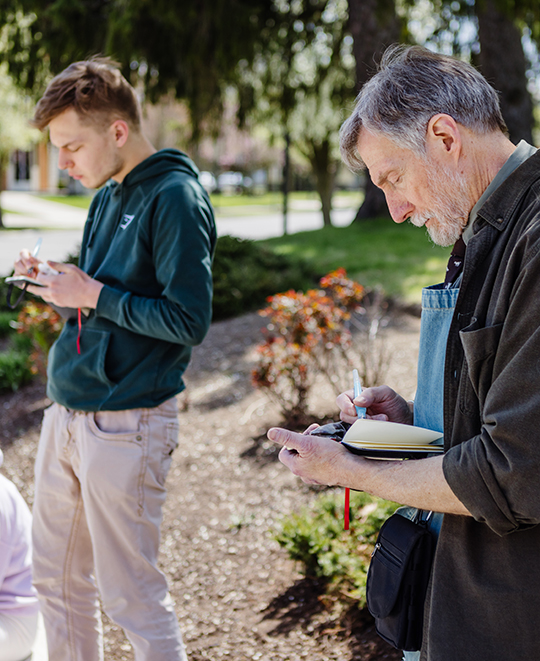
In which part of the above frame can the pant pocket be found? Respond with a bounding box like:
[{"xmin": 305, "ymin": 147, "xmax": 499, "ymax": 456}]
[
  {"xmin": 94, "ymin": 409, "xmax": 141, "ymax": 435},
  {"xmin": 81, "ymin": 411, "xmax": 149, "ymax": 515},
  {"xmin": 88, "ymin": 410, "xmax": 143, "ymax": 443}
]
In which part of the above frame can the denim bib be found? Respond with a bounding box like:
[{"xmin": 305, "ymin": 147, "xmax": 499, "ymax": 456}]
[{"xmin": 414, "ymin": 284, "xmax": 459, "ymax": 435}]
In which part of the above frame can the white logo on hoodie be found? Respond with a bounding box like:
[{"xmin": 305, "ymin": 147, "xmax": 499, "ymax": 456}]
[{"xmin": 120, "ymin": 214, "xmax": 135, "ymax": 230}]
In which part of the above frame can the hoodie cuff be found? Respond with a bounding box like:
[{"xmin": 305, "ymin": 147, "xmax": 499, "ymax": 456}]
[{"xmin": 95, "ymin": 284, "xmax": 124, "ymax": 321}]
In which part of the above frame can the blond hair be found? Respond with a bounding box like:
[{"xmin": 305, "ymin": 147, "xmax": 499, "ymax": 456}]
[{"xmin": 34, "ymin": 57, "xmax": 142, "ymax": 131}]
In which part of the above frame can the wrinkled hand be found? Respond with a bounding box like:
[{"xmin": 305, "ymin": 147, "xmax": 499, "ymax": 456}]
[
  {"xmin": 336, "ymin": 385, "xmax": 413, "ymax": 425},
  {"xmin": 28, "ymin": 261, "xmax": 104, "ymax": 309},
  {"xmin": 267, "ymin": 426, "xmax": 350, "ymax": 486}
]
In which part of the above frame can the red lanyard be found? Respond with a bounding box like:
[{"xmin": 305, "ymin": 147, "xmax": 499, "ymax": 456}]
[
  {"xmin": 344, "ymin": 487, "xmax": 350, "ymax": 530},
  {"xmin": 76, "ymin": 308, "xmax": 82, "ymax": 354}
]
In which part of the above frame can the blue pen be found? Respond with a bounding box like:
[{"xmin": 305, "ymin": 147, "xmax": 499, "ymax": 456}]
[{"xmin": 353, "ymin": 369, "xmax": 366, "ymax": 419}]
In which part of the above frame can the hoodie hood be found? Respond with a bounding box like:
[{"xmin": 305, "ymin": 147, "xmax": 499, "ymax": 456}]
[
  {"xmin": 124, "ymin": 148, "xmax": 199, "ymax": 187},
  {"xmin": 109, "ymin": 149, "xmax": 200, "ymax": 197}
]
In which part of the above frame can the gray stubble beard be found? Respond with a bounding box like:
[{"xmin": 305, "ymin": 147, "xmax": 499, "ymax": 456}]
[{"xmin": 409, "ymin": 161, "xmax": 472, "ymax": 247}]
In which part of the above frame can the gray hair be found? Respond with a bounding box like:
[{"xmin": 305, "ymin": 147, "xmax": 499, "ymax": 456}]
[{"xmin": 340, "ymin": 44, "xmax": 507, "ymax": 171}]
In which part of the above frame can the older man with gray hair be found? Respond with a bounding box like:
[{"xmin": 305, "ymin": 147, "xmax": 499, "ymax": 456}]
[{"xmin": 268, "ymin": 45, "xmax": 540, "ymax": 660}]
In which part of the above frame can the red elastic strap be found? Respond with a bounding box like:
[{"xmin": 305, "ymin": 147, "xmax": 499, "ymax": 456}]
[
  {"xmin": 77, "ymin": 308, "xmax": 82, "ymax": 355},
  {"xmin": 344, "ymin": 487, "xmax": 350, "ymax": 530}
]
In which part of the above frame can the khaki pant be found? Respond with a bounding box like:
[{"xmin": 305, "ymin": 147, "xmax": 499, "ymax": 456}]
[{"xmin": 32, "ymin": 400, "xmax": 187, "ymax": 661}]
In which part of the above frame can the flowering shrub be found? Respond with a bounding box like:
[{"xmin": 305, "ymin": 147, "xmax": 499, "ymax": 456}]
[
  {"xmin": 252, "ymin": 269, "xmax": 366, "ymax": 421},
  {"xmin": 15, "ymin": 301, "xmax": 63, "ymax": 377},
  {"xmin": 253, "ymin": 336, "xmax": 312, "ymax": 419},
  {"xmin": 318, "ymin": 268, "xmax": 365, "ymax": 313}
]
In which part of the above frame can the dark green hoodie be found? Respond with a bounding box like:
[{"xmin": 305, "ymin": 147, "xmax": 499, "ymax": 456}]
[{"xmin": 47, "ymin": 149, "xmax": 216, "ymax": 411}]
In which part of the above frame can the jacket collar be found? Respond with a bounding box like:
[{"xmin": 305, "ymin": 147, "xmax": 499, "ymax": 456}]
[{"xmin": 474, "ymin": 149, "xmax": 540, "ymax": 235}]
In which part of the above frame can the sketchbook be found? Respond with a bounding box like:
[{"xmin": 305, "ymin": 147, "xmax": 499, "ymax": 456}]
[
  {"xmin": 341, "ymin": 418, "xmax": 444, "ymax": 460},
  {"xmin": 5, "ymin": 275, "xmax": 46, "ymax": 287}
]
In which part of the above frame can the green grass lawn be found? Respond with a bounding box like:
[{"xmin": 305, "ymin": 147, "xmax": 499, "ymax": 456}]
[
  {"xmin": 41, "ymin": 194, "xmax": 94, "ymax": 209},
  {"xmin": 260, "ymin": 219, "xmax": 451, "ymax": 304},
  {"xmin": 210, "ymin": 190, "xmax": 362, "ymax": 208},
  {"xmin": 41, "ymin": 192, "xmax": 294, "ymax": 210}
]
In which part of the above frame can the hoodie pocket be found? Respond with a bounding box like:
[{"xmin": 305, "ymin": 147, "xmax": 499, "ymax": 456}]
[{"xmin": 48, "ymin": 325, "xmax": 116, "ymax": 406}]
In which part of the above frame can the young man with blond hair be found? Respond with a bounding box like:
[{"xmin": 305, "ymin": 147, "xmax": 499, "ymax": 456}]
[{"xmin": 13, "ymin": 58, "xmax": 216, "ymax": 661}]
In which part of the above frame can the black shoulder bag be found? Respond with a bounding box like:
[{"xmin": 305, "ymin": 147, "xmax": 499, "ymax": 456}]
[{"xmin": 366, "ymin": 509, "xmax": 435, "ymax": 652}]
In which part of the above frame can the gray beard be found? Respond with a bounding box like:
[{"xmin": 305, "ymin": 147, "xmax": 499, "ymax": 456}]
[{"xmin": 409, "ymin": 164, "xmax": 471, "ymax": 247}]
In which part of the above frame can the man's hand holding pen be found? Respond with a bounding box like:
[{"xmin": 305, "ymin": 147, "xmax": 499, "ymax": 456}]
[
  {"xmin": 14, "ymin": 243, "xmax": 104, "ymax": 310},
  {"xmin": 337, "ymin": 385, "xmax": 414, "ymax": 426},
  {"xmin": 14, "ymin": 239, "xmax": 43, "ymax": 279}
]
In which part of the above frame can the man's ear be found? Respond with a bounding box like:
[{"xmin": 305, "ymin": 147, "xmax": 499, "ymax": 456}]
[
  {"xmin": 426, "ymin": 114, "xmax": 462, "ymax": 165},
  {"xmin": 110, "ymin": 120, "xmax": 129, "ymax": 148}
]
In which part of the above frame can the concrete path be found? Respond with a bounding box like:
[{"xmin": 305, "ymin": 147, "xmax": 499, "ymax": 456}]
[
  {"xmin": 214, "ymin": 205, "xmax": 354, "ymax": 239},
  {"xmin": 1, "ymin": 192, "xmax": 87, "ymax": 275},
  {"xmin": 1, "ymin": 191, "xmax": 355, "ymax": 275},
  {"xmin": 2, "ymin": 191, "xmax": 88, "ymax": 228}
]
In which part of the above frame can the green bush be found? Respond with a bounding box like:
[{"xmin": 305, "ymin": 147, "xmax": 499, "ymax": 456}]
[
  {"xmin": 275, "ymin": 490, "xmax": 399, "ymax": 606},
  {"xmin": 0, "ymin": 350, "xmax": 33, "ymax": 393},
  {"xmin": 0, "ymin": 279, "xmax": 14, "ymax": 313},
  {"xmin": 11, "ymin": 330, "xmax": 33, "ymax": 353},
  {"xmin": 0, "ymin": 311, "xmax": 18, "ymax": 338},
  {"xmin": 212, "ymin": 235, "xmax": 319, "ymax": 321}
]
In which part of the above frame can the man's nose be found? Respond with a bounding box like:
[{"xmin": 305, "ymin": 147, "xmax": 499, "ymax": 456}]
[
  {"xmin": 58, "ymin": 149, "xmax": 72, "ymax": 170},
  {"xmin": 387, "ymin": 195, "xmax": 415, "ymax": 224}
]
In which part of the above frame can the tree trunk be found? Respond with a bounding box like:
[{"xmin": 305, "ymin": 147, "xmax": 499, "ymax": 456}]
[
  {"xmin": 354, "ymin": 177, "xmax": 390, "ymax": 221},
  {"xmin": 309, "ymin": 139, "xmax": 336, "ymax": 228},
  {"xmin": 476, "ymin": 0, "xmax": 534, "ymax": 144},
  {"xmin": 347, "ymin": 0, "xmax": 401, "ymax": 220},
  {"xmin": 282, "ymin": 131, "xmax": 291, "ymax": 235}
]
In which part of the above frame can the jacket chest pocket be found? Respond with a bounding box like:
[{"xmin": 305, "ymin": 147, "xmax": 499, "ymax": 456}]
[{"xmin": 458, "ymin": 321, "xmax": 503, "ymax": 416}]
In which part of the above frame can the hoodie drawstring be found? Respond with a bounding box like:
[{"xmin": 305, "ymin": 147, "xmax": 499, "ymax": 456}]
[{"xmin": 77, "ymin": 308, "xmax": 82, "ymax": 354}]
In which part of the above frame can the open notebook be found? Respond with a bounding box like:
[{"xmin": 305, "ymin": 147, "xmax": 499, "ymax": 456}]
[{"xmin": 341, "ymin": 418, "xmax": 444, "ymax": 460}]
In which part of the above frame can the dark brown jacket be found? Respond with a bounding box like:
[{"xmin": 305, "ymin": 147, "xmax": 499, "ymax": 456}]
[{"xmin": 422, "ymin": 150, "xmax": 540, "ymax": 660}]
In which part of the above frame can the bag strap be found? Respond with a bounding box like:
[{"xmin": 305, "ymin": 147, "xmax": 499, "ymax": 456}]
[
  {"xmin": 413, "ymin": 509, "xmax": 433, "ymax": 525},
  {"xmin": 6, "ymin": 282, "xmax": 28, "ymax": 310}
]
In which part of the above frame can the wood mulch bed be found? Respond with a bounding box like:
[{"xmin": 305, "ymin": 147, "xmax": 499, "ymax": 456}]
[{"xmin": 1, "ymin": 309, "xmax": 421, "ymax": 660}]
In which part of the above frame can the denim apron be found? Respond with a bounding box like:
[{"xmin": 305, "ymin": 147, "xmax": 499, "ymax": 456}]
[{"xmin": 402, "ymin": 283, "xmax": 459, "ymax": 660}]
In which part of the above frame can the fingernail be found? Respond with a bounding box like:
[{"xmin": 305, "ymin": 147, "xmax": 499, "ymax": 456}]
[{"xmin": 267, "ymin": 428, "xmax": 277, "ymax": 440}]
